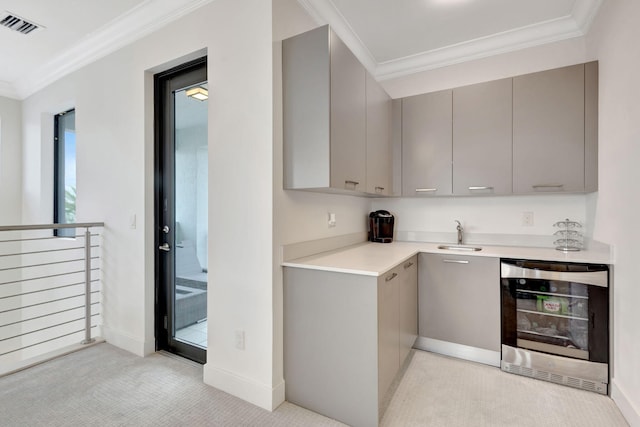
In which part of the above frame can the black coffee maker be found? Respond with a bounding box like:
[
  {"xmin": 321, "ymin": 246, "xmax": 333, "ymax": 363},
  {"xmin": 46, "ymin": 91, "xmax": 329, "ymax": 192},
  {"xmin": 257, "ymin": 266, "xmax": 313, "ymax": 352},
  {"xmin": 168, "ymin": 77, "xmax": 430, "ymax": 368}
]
[{"xmin": 368, "ymin": 210, "xmax": 394, "ymax": 243}]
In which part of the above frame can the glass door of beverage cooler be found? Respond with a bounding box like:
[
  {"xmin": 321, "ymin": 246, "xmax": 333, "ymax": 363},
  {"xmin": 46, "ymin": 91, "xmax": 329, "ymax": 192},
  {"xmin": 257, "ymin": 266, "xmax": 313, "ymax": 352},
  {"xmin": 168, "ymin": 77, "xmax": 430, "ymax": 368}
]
[
  {"xmin": 513, "ymin": 279, "xmax": 590, "ymax": 359},
  {"xmin": 501, "ymin": 259, "xmax": 609, "ymax": 364}
]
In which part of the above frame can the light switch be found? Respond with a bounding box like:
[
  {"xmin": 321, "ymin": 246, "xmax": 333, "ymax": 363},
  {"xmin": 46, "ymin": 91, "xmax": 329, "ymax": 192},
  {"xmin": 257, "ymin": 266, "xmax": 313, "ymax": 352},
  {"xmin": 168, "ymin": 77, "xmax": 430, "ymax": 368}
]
[{"xmin": 129, "ymin": 214, "xmax": 136, "ymax": 229}]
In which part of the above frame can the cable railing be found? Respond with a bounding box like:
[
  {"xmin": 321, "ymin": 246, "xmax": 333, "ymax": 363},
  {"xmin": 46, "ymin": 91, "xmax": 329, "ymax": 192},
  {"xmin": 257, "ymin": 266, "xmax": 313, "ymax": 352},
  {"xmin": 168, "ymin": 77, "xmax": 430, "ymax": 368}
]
[{"xmin": 0, "ymin": 222, "xmax": 104, "ymax": 373}]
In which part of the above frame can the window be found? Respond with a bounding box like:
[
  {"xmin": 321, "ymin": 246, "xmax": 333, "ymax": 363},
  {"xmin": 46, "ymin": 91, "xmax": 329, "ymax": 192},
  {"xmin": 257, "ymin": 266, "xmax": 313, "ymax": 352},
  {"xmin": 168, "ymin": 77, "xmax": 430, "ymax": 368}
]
[{"xmin": 54, "ymin": 109, "xmax": 76, "ymax": 237}]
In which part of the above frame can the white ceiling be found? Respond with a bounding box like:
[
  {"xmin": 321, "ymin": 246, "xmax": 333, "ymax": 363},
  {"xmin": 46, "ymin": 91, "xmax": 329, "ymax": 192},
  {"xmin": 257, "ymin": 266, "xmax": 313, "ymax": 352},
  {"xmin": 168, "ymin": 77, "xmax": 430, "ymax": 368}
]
[
  {"xmin": 0, "ymin": 0, "xmax": 603, "ymax": 99},
  {"xmin": 298, "ymin": 0, "xmax": 603, "ymax": 80},
  {"xmin": 0, "ymin": 0, "xmax": 213, "ymax": 99}
]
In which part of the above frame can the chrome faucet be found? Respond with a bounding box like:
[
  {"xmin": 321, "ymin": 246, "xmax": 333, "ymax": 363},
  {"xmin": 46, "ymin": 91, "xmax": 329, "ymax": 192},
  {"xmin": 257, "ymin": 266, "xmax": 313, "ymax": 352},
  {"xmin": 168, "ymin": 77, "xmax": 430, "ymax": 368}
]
[{"xmin": 455, "ymin": 220, "xmax": 463, "ymax": 245}]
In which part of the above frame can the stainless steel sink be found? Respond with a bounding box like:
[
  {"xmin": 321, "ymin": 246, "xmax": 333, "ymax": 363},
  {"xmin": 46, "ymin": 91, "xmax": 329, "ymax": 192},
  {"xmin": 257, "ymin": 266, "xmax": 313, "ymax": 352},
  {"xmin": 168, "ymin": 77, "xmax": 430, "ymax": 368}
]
[{"xmin": 437, "ymin": 245, "xmax": 482, "ymax": 252}]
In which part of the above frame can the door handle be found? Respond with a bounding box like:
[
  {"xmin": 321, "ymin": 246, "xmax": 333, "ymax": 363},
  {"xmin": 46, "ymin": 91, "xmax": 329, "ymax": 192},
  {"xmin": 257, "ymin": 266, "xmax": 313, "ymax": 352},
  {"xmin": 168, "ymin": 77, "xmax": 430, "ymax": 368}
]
[{"xmin": 159, "ymin": 243, "xmax": 171, "ymax": 252}]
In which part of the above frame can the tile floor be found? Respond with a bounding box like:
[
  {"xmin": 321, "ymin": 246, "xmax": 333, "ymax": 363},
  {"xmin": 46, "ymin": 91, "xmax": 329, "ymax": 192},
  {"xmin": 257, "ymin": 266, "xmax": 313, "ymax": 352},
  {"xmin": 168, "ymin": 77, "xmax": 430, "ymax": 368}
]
[{"xmin": 175, "ymin": 320, "xmax": 207, "ymax": 348}]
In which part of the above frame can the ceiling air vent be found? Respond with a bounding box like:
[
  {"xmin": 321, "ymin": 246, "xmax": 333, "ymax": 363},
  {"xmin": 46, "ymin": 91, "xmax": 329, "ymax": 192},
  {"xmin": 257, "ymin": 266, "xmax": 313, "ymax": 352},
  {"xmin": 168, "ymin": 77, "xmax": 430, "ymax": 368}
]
[{"xmin": 0, "ymin": 11, "xmax": 43, "ymax": 35}]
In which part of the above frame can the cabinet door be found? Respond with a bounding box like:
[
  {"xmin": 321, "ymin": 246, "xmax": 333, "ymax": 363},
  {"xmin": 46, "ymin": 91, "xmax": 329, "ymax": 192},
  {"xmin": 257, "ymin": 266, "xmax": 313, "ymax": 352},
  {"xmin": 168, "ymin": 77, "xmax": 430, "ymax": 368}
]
[
  {"xmin": 453, "ymin": 79, "xmax": 512, "ymax": 195},
  {"xmin": 330, "ymin": 30, "xmax": 366, "ymax": 192},
  {"xmin": 366, "ymin": 73, "xmax": 392, "ymax": 196},
  {"xmin": 402, "ymin": 90, "xmax": 453, "ymax": 196},
  {"xmin": 282, "ymin": 25, "xmax": 331, "ymax": 190},
  {"xmin": 399, "ymin": 256, "xmax": 418, "ymax": 364},
  {"xmin": 513, "ymin": 64, "xmax": 585, "ymax": 193},
  {"xmin": 418, "ymin": 254, "xmax": 500, "ymax": 351},
  {"xmin": 377, "ymin": 266, "xmax": 400, "ymax": 406}
]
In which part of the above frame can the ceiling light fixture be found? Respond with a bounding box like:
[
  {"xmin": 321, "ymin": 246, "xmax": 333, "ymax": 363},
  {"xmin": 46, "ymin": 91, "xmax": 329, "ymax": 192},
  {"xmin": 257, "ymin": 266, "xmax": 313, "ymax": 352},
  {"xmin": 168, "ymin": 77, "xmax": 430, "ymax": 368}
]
[{"xmin": 186, "ymin": 86, "xmax": 208, "ymax": 101}]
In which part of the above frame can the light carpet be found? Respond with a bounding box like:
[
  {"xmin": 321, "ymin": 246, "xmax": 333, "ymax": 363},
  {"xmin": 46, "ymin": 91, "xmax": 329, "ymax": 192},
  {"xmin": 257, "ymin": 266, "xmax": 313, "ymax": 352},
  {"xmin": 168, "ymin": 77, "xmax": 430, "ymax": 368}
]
[
  {"xmin": 0, "ymin": 343, "xmax": 343, "ymax": 427},
  {"xmin": 381, "ymin": 350, "xmax": 628, "ymax": 427},
  {"xmin": 0, "ymin": 343, "xmax": 629, "ymax": 426}
]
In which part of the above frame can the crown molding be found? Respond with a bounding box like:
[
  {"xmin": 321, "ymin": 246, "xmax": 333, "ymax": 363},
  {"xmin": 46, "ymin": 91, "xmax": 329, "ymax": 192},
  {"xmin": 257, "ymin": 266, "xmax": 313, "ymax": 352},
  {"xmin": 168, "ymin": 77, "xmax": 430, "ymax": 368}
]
[
  {"xmin": 297, "ymin": 0, "xmax": 378, "ymax": 73},
  {"xmin": 572, "ymin": 0, "xmax": 603, "ymax": 33},
  {"xmin": 375, "ymin": 15, "xmax": 585, "ymax": 81},
  {"xmin": 12, "ymin": 0, "xmax": 214, "ymax": 100},
  {"xmin": 298, "ymin": 0, "xmax": 603, "ymax": 82},
  {"xmin": 0, "ymin": 80, "xmax": 19, "ymax": 99}
]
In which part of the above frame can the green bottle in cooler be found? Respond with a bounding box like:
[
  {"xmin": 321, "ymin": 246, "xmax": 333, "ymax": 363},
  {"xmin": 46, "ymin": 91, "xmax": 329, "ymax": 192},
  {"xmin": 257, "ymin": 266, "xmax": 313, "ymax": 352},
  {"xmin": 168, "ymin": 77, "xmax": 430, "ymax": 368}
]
[{"xmin": 537, "ymin": 295, "xmax": 569, "ymax": 315}]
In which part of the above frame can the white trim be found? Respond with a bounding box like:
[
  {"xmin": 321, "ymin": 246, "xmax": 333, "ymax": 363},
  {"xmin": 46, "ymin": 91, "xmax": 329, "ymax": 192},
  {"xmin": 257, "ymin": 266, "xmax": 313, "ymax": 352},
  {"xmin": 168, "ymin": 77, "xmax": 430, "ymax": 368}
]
[
  {"xmin": 12, "ymin": 0, "xmax": 214, "ymax": 100},
  {"xmin": 375, "ymin": 16, "xmax": 584, "ymax": 81},
  {"xmin": 102, "ymin": 326, "xmax": 153, "ymax": 357},
  {"xmin": 414, "ymin": 336, "xmax": 501, "ymax": 367},
  {"xmin": 203, "ymin": 364, "xmax": 285, "ymax": 411},
  {"xmin": 572, "ymin": 0, "xmax": 604, "ymax": 34},
  {"xmin": 0, "ymin": 80, "xmax": 19, "ymax": 99},
  {"xmin": 611, "ymin": 380, "xmax": 640, "ymax": 427},
  {"xmin": 297, "ymin": 0, "xmax": 377, "ymax": 73},
  {"xmin": 0, "ymin": 338, "xmax": 105, "ymax": 377},
  {"xmin": 298, "ymin": 0, "xmax": 603, "ymax": 82}
]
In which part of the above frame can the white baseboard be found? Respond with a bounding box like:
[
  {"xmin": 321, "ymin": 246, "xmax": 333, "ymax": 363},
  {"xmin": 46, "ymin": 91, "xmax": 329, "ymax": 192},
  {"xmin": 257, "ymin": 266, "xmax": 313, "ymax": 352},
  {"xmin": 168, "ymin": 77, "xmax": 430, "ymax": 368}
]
[
  {"xmin": 612, "ymin": 380, "xmax": 640, "ymax": 427},
  {"xmin": 0, "ymin": 338, "xmax": 105, "ymax": 377},
  {"xmin": 103, "ymin": 326, "xmax": 154, "ymax": 357},
  {"xmin": 414, "ymin": 336, "xmax": 501, "ymax": 368},
  {"xmin": 203, "ymin": 363, "xmax": 285, "ymax": 411}
]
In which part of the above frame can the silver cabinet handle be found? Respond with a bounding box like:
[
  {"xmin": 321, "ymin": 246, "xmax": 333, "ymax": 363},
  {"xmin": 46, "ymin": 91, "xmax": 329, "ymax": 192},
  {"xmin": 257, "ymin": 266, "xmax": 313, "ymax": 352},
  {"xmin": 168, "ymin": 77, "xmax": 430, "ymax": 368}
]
[
  {"xmin": 443, "ymin": 259, "xmax": 469, "ymax": 264},
  {"xmin": 375, "ymin": 186, "xmax": 385, "ymax": 192},
  {"xmin": 158, "ymin": 243, "xmax": 171, "ymax": 252},
  {"xmin": 415, "ymin": 188, "xmax": 437, "ymax": 193},
  {"xmin": 532, "ymin": 184, "xmax": 564, "ymax": 189},
  {"xmin": 403, "ymin": 261, "xmax": 414, "ymax": 269},
  {"xmin": 345, "ymin": 180, "xmax": 359, "ymax": 187},
  {"xmin": 385, "ymin": 272, "xmax": 398, "ymax": 282},
  {"xmin": 468, "ymin": 186, "xmax": 494, "ymax": 191}
]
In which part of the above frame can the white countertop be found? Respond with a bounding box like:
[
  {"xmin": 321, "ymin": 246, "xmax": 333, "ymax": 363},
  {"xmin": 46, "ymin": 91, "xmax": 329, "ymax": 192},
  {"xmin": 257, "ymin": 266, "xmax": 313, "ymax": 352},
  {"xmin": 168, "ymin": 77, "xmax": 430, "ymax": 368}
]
[{"xmin": 282, "ymin": 240, "xmax": 612, "ymax": 277}]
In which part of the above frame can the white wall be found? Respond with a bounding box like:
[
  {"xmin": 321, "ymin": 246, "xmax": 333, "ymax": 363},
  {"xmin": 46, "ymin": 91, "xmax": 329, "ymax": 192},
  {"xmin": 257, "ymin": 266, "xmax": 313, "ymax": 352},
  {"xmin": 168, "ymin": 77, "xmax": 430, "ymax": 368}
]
[
  {"xmin": 20, "ymin": 0, "xmax": 280, "ymax": 411},
  {"xmin": 372, "ymin": 195, "xmax": 588, "ymax": 246},
  {"xmin": 587, "ymin": 1, "xmax": 640, "ymax": 424},
  {"xmin": 0, "ymin": 96, "xmax": 22, "ymax": 224}
]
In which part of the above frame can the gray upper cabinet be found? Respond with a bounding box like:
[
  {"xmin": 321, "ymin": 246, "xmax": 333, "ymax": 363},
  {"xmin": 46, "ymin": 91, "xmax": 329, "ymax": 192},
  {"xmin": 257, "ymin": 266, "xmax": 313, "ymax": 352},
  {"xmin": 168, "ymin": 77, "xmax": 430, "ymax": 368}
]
[
  {"xmin": 366, "ymin": 73, "xmax": 392, "ymax": 196},
  {"xmin": 585, "ymin": 61, "xmax": 599, "ymax": 192},
  {"xmin": 282, "ymin": 25, "xmax": 366, "ymax": 193},
  {"xmin": 513, "ymin": 63, "xmax": 586, "ymax": 193},
  {"xmin": 402, "ymin": 90, "xmax": 453, "ymax": 196},
  {"xmin": 330, "ymin": 30, "xmax": 367, "ymax": 191},
  {"xmin": 453, "ymin": 79, "xmax": 512, "ymax": 195}
]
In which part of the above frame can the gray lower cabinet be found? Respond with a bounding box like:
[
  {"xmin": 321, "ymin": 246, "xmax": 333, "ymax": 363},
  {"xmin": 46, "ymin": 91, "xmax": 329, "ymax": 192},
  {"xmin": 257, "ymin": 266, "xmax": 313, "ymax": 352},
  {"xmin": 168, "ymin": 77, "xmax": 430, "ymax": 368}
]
[
  {"xmin": 418, "ymin": 253, "xmax": 500, "ymax": 352},
  {"xmin": 399, "ymin": 257, "xmax": 418, "ymax": 363},
  {"xmin": 513, "ymin": 62, "xmax": 598, "ymax": 193},
  {"xmin": 453, "ymin": 78, "xmax": 512, "ymax": 195},
  {"xmin": 284, "ymin": 256, "xmax": 417, "ymax": 427},
  {"xmin": 402, "ymin": 90, "xmax": 453, "ymax": 196}
]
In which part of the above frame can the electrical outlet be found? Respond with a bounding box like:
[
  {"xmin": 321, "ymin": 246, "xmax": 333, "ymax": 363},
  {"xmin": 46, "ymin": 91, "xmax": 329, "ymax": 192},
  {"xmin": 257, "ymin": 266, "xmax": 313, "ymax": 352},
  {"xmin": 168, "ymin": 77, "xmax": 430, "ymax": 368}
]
[
  {"xmin": 328, "ymin": 212, "xmax": 336, "ymax": 228},
  {"xmin": 235, "ymin": 329, "xmax": 245, "ymax": 350},
  {"xmin": 522, "ymin": 211, "xmax": 534, "ymax": 226}
]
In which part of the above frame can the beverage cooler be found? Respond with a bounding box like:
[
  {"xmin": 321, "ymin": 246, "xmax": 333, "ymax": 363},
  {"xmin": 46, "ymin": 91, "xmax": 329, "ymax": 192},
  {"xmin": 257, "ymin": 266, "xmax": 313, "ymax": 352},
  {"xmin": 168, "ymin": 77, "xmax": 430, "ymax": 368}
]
[{"xmin": 500, "ymin": 258, "xmax": 609, "ymax": 394}]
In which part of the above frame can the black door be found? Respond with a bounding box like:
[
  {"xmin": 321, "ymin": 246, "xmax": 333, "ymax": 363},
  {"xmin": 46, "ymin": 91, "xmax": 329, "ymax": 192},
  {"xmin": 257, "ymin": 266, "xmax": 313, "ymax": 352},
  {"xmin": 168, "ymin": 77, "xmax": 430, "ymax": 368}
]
[{"xmin": 155, "ymin": 58, "xmax": 208, "ymax": 363}]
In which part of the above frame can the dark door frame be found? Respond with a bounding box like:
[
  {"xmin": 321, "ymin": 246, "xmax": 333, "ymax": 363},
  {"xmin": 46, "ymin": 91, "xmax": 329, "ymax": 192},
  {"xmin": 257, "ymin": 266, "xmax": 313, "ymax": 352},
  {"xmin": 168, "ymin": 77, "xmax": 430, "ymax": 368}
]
[{"xmin": 154, "ymin": 57, "xmax": 207, "ymax": 363}]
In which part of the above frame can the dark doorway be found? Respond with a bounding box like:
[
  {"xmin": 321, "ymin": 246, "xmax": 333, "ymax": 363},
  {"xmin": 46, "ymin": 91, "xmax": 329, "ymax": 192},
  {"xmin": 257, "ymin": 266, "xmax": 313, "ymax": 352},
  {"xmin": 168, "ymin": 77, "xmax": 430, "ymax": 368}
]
[{"xmin": 155, "ymin": 57, "xmax": 208, "ymax": 363}]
